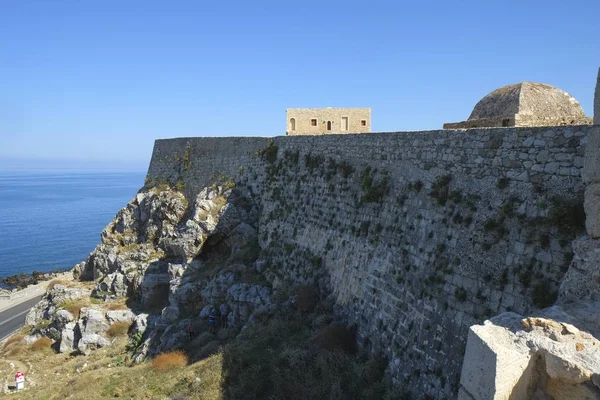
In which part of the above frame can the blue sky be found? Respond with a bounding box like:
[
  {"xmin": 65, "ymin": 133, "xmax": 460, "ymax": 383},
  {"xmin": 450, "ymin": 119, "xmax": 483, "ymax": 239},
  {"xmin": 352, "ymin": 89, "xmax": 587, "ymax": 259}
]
[{"xmin": 1, "ymin": 0, "xmax": 598, "ymax": 170}]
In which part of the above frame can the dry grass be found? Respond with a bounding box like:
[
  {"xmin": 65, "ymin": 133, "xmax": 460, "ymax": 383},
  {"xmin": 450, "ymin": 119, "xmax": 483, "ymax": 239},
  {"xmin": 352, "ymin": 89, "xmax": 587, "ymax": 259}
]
[
  {"xmin": 60, "ymin": 299, "xmax": 89, "ymax": 319},
  {"xmin": 106, "ymin": 321, "xmax": 131, "ymax": 338},
  {"xmin": 29, "ymin": 337, "xmax": 52, "ymax": 351},
  {"xmin": 1, "ymin": 335, "xmax": 27, "ymax": 357},
  {"xmin": 151, "ymin": 351, "xmax": 188, "ymax": 371},
  {"xmin": 3, "ymin": 335, "xmax": 25, "ymax": 348},
  {"xmin": 47, "ymin": 279, "xmax": 75, "ymax": 290},
  {"xmin": 106, "ymin": 302, "xmax": 129, "ymax": 311}
]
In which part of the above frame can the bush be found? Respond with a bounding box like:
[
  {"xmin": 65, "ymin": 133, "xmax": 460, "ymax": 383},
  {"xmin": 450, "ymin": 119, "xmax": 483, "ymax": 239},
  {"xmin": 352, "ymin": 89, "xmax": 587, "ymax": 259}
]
[
  {"xmin": 3, "ymin": 335, "xmax": 25, "ymax": 348},
  {"xmin": 532, "ymin": 281, "xmax": 557, "ymax": 309},
  {"xmin": 60, "ymin": 300, "xmax": 88, "ymax": 319},
  {"xmin": 296, "ymin": 285, "xmax": 319, "ymax": 313},
  {"xmin": 30, "ymin": 336, "xmax": 52, "ymax": 351},
  {"xmin": 315, "ymin": 324, "xmax": 357, "ymax": 354},
  {"xmin": 455, "ymin": 287, "xmax": 467, "ymax": 302},
  {"xmin": 497, "ymin": 177, "xmax": 509, "ymax": 189},
  {"xmin": 151, "ymin": 351, "xmax": 188, "ymax": 371},
  {"xmin": 260, "ymin": 140, "xmax": 278, "ymax": 164},
  {"xmin": 106, "ymin": 321, "xmax": 131, "ymax": 338}
]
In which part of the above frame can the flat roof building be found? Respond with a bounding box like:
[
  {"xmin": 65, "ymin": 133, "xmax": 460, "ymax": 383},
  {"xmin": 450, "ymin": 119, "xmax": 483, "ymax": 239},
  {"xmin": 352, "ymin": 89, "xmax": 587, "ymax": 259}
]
[{"xmin": 286, "ymin": 108, "xmax": 371, "ymax": 135}]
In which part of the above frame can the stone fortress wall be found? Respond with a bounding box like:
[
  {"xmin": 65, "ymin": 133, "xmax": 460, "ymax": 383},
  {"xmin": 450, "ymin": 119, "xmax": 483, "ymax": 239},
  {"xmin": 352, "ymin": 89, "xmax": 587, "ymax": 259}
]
[
  {"xmin": 146, "ymin": 122, "xmax": 598, "ymax": 398},
  {"xmin": 286, "ymin": 107, "xmax": 371, "ymax": 135}
]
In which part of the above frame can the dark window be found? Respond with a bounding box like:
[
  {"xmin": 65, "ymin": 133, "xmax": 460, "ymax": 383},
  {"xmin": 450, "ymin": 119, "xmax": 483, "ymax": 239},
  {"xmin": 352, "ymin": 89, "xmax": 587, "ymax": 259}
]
[
  {"xmin": 361, "ymin": 120, "xmax": 367, "ymax": 126},
  {"xmin": 311, "ymin": 119, "xmax": 317, "ymax": 126},
  {"xmin": 327, "ymin": 121, "xmax": 332, "ymax": 130}
]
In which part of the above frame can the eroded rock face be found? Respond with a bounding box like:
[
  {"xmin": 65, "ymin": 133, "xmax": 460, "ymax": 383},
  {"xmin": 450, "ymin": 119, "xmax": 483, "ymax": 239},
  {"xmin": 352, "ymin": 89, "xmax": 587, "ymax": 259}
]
[
  {"xmin": 25, "ymin": 284, "xmax": 91, "ymax": 326},
  {"xmin": 459, "ymin": 304, "xmax": 600, "ymax": 400}
]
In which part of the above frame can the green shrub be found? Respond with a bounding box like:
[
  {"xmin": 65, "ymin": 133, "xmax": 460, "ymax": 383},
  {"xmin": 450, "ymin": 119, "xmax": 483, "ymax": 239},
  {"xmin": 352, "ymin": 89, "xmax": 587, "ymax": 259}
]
[
  {"xmin": 296, "ymin": 285, "xmax": 319, "ymax": 313},
  {"xmin": 531, "ymin": 280, "xmax": 557, "ymax": 309},
  {"xmin": 455, "ymin": 287, "xmax": 467, "ymax": 302},
  {"xmin": 314, "ymin": 324, "xmax": 357, "ymax": 354}
]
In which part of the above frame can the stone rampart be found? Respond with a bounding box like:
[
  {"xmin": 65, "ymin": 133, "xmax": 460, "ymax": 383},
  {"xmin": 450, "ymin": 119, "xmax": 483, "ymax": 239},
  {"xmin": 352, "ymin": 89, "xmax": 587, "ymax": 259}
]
[
  {"xmin": 595, "ymin": 68, "xmax": 600, "ymax": 125},
  {"xmin": 145, "ymin": 124, "xmax": 598, "ymax": 398}
]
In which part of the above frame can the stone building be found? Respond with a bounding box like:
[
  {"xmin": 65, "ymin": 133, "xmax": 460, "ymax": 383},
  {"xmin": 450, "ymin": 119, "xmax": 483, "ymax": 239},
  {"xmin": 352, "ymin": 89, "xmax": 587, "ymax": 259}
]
[
  {"xmin": 286, "ymin": 108, "xmax": 371, "ymax": 135},
  {"xmin": 444, "ymin": 82, "xmax": 592, "ymax": 129}
]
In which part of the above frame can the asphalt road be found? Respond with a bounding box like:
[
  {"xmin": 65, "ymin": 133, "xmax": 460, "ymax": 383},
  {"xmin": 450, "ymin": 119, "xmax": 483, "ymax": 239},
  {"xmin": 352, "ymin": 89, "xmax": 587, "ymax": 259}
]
[{"xmin": 0, "ymin": 296, "xmax": 42, "ymax": 341}]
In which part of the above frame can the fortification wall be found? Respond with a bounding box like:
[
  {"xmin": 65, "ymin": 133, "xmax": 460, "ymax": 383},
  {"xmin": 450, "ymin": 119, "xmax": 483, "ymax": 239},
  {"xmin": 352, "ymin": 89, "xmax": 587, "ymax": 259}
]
[
  {"xmin": 595, "ymin": 68, "xmax": 600, "ymax": 125},
  {"xmin": 146, "ymin": 124, "xmax": 597, "ymax": 398}
]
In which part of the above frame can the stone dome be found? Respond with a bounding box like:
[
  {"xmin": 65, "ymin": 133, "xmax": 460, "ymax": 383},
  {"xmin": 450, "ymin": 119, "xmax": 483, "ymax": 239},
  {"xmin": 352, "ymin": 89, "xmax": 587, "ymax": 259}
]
[
  {"xmin": 469, "ymin": 82, "xmax": 585, "ymax": 120},
  {"xmin": 444, "ymin": 82, "xmax": 592, "ymax": 129}
]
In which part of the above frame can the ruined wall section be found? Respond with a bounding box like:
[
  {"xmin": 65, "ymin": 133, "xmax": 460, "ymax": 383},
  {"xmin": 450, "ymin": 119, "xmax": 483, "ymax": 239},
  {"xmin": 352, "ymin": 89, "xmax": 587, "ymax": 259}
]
[{"xmin": 146, "ymin": 125, "xmax": 596, "ymax": 398}]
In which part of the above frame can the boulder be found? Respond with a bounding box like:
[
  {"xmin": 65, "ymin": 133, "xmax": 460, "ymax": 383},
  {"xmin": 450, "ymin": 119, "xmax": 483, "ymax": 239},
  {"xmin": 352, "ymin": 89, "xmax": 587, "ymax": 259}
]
[
  {"xmin": 459, "ymin": 305, "xmax": 600, "ymax": 400},
  {"xmin": 106, "ymin": 309, "xmax": 136, "ymax": 324},
  {"xmin": 59, "ymin": 322, "xmax": 80, "ymax": 353},
  {"xmin": 78, "ymin": 333, "xmax": 111, "ymax": 355},
  {"xmin": 54, "ymin": 310, "xmax": 75, "ymax": 330},
  {"xmin": 199, "ymin": 305, "xmax": 212, "ymax": 319},
  {"xmin": 131, "ymin": 313, "xmax": 152, "ymax": 335},
  {"xmin": 79, "ymin": 308, "xmax": 109, "ymax": 336},
  {"xmin": 161, "ymin": 306, "xmax": 180, "ymax": 323}
]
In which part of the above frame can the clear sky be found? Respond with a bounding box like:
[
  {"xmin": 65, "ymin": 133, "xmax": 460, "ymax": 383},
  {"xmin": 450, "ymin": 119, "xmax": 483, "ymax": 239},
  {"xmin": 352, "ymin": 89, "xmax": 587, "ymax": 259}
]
[{"xmin": 1, "ymin": 0, "xmax": 599, "ymax": 170}]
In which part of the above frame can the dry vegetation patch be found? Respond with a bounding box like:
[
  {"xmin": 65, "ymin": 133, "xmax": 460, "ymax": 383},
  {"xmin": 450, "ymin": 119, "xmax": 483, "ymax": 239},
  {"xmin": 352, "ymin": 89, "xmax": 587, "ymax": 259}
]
[
  {"xmin": 47, "ymin": 279, "xmax": 76, "ymax": 290},
  {"xmin": 29, "ymin": 337, "xmax": 52, "ymax": 352},
  {"xmin": 106, "ymin": 321, "xmax": 131, "ymax": 338},
  {"xmin": 151, "ymin": 351, "xmax": 188, "ymax": 371},
  {"xmin": 1, "ymin": 335, "xmax": 27, "ymax": 357},
  {"xmin": 59, "ymin": 299, "xmax": 90, "ymax": 319}
]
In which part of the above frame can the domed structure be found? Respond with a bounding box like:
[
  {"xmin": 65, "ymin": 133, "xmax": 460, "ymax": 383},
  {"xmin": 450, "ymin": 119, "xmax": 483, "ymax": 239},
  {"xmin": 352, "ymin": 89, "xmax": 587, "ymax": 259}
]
[{"xmin": 444, "ymin": 82, "xmax": 592, "ymax": 129}]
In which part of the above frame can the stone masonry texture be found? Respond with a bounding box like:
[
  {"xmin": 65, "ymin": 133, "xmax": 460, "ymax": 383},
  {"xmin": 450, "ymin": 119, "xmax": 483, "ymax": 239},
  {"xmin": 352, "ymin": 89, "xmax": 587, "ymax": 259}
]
[
  {"xmin": 595, "ymin": 68, "xmax": 600, "ymax": 125},
  {"xmin": 145, "ymin": 124, "xmax": 599, "ymax": 398}
]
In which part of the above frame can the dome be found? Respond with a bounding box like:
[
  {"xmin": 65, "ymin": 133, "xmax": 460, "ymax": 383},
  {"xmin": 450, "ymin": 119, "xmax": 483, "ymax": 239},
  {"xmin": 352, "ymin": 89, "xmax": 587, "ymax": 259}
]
[
  {"xmin": 444, "ymin": 82, "xmax": 591, "ymax": 129},
  {"xmin": 469, "ymin": 82, "xmax": 585, "ymax": 120}
]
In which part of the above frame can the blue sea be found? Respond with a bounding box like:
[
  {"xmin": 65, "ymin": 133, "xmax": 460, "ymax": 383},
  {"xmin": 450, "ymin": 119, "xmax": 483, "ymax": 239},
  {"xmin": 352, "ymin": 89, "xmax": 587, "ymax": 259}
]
[{"xmin": 0, "ymin": 171, "xmax": 146, "ymax": 280}]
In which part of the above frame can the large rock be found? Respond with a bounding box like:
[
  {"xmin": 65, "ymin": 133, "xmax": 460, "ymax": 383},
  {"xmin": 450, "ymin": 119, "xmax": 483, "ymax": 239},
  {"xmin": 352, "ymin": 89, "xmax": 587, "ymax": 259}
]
[
  {"xmin": 59, "ymin": 322, "xmax": 81, "ymax": 353},
  {"xmin": 106, "ymin": 309, "xmax": 136, "ymax": 324},
  {"xmin": 459, "ymin": 305, "xmax": 600, "ymax": 400},
  {"xmin": 459, "ymin": 313, "xmax": 534, "ymax": 400},
  {"xmin": 78, "ymin": 308, "xmax": 109, "ymax": 336},
  {"xmin": 25, "ymin": 285, "xmax": 91, "ymax": 326},
  {"xmin": 77, "ymin": 333, "xmax": 111, "ymax": 355}
]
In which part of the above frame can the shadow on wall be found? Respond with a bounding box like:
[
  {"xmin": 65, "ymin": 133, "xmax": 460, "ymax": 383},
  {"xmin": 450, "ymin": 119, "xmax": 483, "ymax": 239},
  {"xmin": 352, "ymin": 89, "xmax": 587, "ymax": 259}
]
[{"xmin": 124, "ymin": 179, "xmax": 398, "ymax": 399}]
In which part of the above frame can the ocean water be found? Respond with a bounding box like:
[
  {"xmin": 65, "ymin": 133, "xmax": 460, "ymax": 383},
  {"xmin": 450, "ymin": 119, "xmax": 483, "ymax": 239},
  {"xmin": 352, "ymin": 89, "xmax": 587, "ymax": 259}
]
[{"xmin": 0, "ymin": 171, "xmax": 146, "ymax": 280}]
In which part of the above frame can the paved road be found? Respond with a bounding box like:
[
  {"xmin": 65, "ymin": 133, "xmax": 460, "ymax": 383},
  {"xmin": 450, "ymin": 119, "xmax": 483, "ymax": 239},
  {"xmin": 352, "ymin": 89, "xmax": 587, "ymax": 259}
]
[{"xmin": 0, "ymin": 296, "xmax": 42, "ymax": 341}]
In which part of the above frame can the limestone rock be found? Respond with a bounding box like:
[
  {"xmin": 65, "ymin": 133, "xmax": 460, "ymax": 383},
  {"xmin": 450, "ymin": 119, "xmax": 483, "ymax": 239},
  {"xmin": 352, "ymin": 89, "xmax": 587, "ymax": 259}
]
[
  {"xmin": 106, "ymin": 309, "xmax": 136, "ymax": 324},
  {"xmin": 131, "ymin": 313, "xmax": 153, "ymax": 336},
  {"xmin": 78, "ymin": 333, "xmax": 111, "ymax": 355},
  {"xmin": 59, "ymin": 322, "xmax": 80, "ymax": 353},
  {"xmin": 25, "ymin": 284, "xmax": 91, "ymax": 326},
  {"xmin": 161, "ymin": 306, "xmax": 180, "ymax": 323},
  {"xmin": 459, "ymin": 313, "xmax": 533, "ymax": 400},
  {"xmin": 199, "ymin": 305, "xmax": 211, "ymax": 319},
  {"xmin": 459, "ymin": 304, "xmax": 600, "ymax": 400},
  {"xmin": 78, "ymin": 308, "xmax": 109, "ymax": 336}
]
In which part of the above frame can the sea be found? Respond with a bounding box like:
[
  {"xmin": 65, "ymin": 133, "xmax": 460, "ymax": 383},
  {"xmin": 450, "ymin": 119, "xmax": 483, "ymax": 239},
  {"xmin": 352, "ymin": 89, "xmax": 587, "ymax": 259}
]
[{"xmin": 0, "ymin": 170, "xmax": 146, "ymax": 280}]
